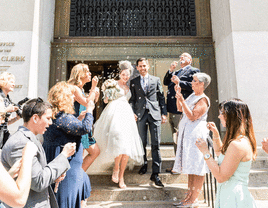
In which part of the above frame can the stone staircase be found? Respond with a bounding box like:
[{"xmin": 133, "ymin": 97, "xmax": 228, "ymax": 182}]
[{"xmin": 85, "ymin": 145, "xmax": 268, "ymax": 207}]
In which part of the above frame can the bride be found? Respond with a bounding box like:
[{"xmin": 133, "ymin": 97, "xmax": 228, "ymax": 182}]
[{"xmin": 89, "ymin": 60, "xmax": 144, "ymax": 189}]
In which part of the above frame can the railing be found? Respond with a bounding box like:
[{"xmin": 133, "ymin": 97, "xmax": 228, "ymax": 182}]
[{"xmin": 203, "ymin": 137, "xmax": 217, "ymax": 208}]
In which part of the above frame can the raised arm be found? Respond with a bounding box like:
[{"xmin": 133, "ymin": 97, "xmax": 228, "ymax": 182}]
[
  {"xmin": 177, "ymin": 95, "xmax": 208, "ymax": 121},
  {"xmin": 207, "ymin": 122, "xmax": 223, "ymax": 155},
  {"xmin": 196, "ymin": 139, "xmax": 246, "ymax": 183},
  {"xmin": 57, "ymin": 100, "xmax": 95, "ymax": 136},
  {"xmin": 0, "ymin": 142, "xmax": 37, "ymax": 207}
]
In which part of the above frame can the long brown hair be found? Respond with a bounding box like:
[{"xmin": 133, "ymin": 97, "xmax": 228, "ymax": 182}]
[{"xmin": 221, "ymin": 99, "xmax": 257, "ymax": 160}]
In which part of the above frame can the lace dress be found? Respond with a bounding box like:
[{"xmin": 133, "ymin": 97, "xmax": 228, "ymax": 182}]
[
  {"xmin": 173, "ymin": 93, "xmax": 210, "ymax": 175},
  {"xmin": 87, "ymin": 86, "xmax": 144, "ymax": 173},
  {"xmin": 43, "ymin": 112, "xmax": 93, "ymax": 208},
  {"xmin": 216, "ymin": 154, "xmax": 257, "ymax": 208}
]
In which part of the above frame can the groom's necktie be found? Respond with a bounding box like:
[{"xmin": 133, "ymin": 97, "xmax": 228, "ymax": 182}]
[{"xmin": 142, "ymin": 76, "xmax": 148, "ymax": 93}]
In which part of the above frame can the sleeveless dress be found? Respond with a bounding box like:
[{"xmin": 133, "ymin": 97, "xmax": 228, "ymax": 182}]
[
  {"xmin": 87, "ymin": 85, "xmax": 144, "ymax": 173},
  {"xmin": 173, "ymin": 93, "xmax": 210, "ymax": 175},
  {"xmin": 74, "ymin": 90, "xmax": 96, "ymax": 149},
  {"xmin": 43, "ymin": 112, "xmax": 93, "ymax": 208},
  {"xmin": 216, "ymin": 154, "xmax": 257, "ymax": 208}
]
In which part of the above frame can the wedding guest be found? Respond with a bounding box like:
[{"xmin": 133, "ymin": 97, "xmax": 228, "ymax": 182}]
[
  {"xmin": 196, "ymin": 99, "xmax": 257, "ymax": 208},
  {"xmin": 1, "ymin": 98, "xmax": 75, "ymax": 208},
  {"xmin": 163, "ymin": 53, "xmax": 200, "ymax": 173},
  {"xmin": 172, "ymin": 72, "xmax": 211, "ymax": 207},
  {"xmin": 43, "ymin": 81, "xmax": 94, "ymax": 208},
  {"xmin": 129, "ymin": 58, "xmax": 167, "ymax": 188},
  {"xmin": 0, "ymin": 72, "xmax": 21, "ymax": 148},
  {"xmin": 67, "ymin": 63, "xmax": 100, "ymax": 171},
  {"xmin": 0, "ymin": 142, "xmax": 37, "ymax": 208},
  {"xmin": 89, "ymin": 60, "xmax": 144, "ymax": 189}
]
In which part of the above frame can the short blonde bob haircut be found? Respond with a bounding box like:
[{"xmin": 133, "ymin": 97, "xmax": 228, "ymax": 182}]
[
  {"xmin": 0, "ymin": 72, "xmax": 15, "ymax": 88},
  {"xmin": 67, "ymin": 63, "xmax": 89, "ymax": 86},
  {"xmin": 48, "ymin": 81, "xmax": 75, "ymax": 118}
]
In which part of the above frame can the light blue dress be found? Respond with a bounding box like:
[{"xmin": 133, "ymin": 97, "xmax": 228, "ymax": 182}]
[{"xmin": 216, "ymin": 154, "xmax": 257, "ymax": 208}]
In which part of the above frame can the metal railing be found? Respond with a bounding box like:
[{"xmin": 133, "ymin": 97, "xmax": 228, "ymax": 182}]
[{"xmin": 203, "ymin": 137, "xmax": 217, "ymax": 208}]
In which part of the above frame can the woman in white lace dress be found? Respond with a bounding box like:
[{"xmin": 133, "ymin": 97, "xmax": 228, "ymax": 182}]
[
  {"xmin": 89, "ymin": 60, "xmax": 144, "ymax": 189},
  {"xmin": 172, "ymin": 72, "xmax": 211, "ymax": 207}
]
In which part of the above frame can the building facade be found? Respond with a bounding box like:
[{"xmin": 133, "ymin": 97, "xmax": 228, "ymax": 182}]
[{"xmin": 0, "ymin": 0, "xmax": 267, "ymax": 144}]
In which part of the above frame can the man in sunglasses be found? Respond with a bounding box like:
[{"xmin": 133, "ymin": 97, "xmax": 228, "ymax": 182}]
[{"xmin": 1, "ymin": 98, "xmax": 76, "ymax": 208}]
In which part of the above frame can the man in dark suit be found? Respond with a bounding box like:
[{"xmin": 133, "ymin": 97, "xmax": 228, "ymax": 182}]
[
  {"xmin": 130, "ymin": 58, "xmax": 167, "ymax": 187},
  {"xmin": 1, "ymin": 98, "xmax": 76, "ymax": 208},
  {"xmin": 163, "ymin": 53, "xmax": 200, "ymax": 172}
]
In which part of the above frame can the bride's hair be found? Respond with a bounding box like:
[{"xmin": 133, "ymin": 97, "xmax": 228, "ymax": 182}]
[{"xmin": 118, "ymin": 60, "xmax": 133, "ymax": 76}]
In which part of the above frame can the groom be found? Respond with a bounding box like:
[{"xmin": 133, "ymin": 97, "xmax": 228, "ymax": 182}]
[{"xmin": 129, "ymin": 58, "xmax": 167, "ymax": 188}]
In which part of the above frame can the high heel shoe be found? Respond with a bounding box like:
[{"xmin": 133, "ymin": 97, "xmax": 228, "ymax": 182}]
[
  {"xmin": 112, "ymin": 170, "xmax": 119, "ymax": 183},
  {"xmin": 119, "ymin": 178, "xmax": 127, "ymax": 189}
]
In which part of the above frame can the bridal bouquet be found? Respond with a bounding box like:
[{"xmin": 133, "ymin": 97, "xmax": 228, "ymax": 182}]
[{"xmin": 101, "ymin": 79, "xmax": 120, "ymax": 101}]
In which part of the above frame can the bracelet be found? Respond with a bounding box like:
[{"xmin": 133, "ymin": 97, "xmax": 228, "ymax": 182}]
[{"xmin": 213, "ymin": 136, "xmax": 220, "ymax": 140}]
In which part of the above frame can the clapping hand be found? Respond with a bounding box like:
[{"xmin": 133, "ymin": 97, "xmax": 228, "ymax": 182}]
[
  {"xmin": 170, "ymin": 61, "xmax": 178, "ymax": 72},
  {"xmin": 195, "ymin": 138, "xmax": 209, "ymax": 154},
  {"xmin": 175, "ymin": 91, "xmax": 184, "ymax": 102},
  {"xmin": 262, "ymin": 138, "xmax": 268, "ymax": 154},
  {"xmin": 77, "ymin": 111, "xmax": 86, "ymax": 121},
  {"xmin": 61, "ymin": 142, "xmax": 76, "ymax": 158},
  {"xmin": 174, "ymin": 84, "xmax": 181, "ymax": 93},
  {"xmin": 54, "ymin": 172, "xmax": 66, "ymax": 193},
  {"xmin": 207, "ymin": 122, "xmax": 219, "ymax": 135},
  {"xmin": 86, "ymin": 100, "xmax": 95, "ymax": 113},
  {"xmin": 91, "ymin": 76, "xmax": 99, "ymax": 89},
  {"xmin": 8, "ymin": 159, "xmax": 22, "ymax": 178},
  {"xmin": 171, "ymin": 75, "xmax": 180, "ymax": 85}
]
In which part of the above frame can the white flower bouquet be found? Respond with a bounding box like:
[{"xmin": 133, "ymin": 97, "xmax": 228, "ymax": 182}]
[{"xmin": 101, "ymin": 79, "xmax": 120, "ymax": 101}]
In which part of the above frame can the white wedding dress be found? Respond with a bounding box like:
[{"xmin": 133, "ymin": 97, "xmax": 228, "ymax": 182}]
[{"xmin": 87, "ymin": 85, "xmax": 144, "ymax": 174}]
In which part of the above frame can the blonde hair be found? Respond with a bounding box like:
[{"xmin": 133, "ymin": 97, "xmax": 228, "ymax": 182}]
[
  {"xmin": 0, "ymin": 72, "xmax": 15, "ymax": 88},
  {"xmin": 48, "ymin": 81, "xmax": 75, "ymax": 118},
  {"xmin": 67, "ymin": 63, "xmax": 89, "ymax": 86}
]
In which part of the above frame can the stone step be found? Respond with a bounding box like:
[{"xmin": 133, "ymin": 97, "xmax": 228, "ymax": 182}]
[
  {"xmin": 87, "ymin": 184, "xmax": 190, "ymax": 202},
  {"xmin": 89, "ymin": 172, "xmax": 186, "ymax": 186},
  {"xmin": 249, "ymin": 168, "xmax": 268, "ymax": 187},
  {"xmin": 146, "ymin": 145, "xmax": 175, "ymax": 158},
  {"xmin": 251, "ymin": 156, "xmax": 268, "ymax": 169},
  {"xmin": 86, "ymin": 200, "xmax": 210, "ymax": 208}
]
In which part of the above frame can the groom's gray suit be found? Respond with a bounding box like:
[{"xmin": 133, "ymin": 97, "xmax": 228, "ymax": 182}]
[{"xmin": 129, "ymin": 75, "xmax": 167, "ymax": 174}]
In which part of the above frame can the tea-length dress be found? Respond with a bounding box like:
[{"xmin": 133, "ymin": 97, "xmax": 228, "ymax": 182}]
[
  {"xmin": 88, "ymin": 85, "xmax": 144, "ymax": 173},
  {"xmin": 173, "ymin": 93, "xmax": 210, "ymax": 175}
]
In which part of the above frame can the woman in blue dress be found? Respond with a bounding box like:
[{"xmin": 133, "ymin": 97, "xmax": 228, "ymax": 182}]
[
  {"xmin": 67, "ymin": 63, "xmax": 100, "ymax": 171},
  {"xmin": 196, "ymin": 99, "xmax": 257, "ymax": 208},
  {"xmin": 43, "ymin": 81, "xmax": 95, "ymax": 208}
]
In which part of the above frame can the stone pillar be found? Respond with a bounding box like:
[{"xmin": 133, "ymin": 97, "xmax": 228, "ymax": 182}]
[
  {"xmin": 0, "ymin": 0, "xmax": 55, "ymax": 134},
  {"xmin": 210, "ymin": 0, "xmax": 268, "ymax": 144}
]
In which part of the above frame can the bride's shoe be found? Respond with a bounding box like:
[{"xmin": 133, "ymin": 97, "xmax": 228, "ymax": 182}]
[
  {"xmin": 119, "ymin": 178, "xmax": 127, "ymax": 189},
  {"xmin": 112, "ymin": 170, "xmax": 119, "ymax": 183}
]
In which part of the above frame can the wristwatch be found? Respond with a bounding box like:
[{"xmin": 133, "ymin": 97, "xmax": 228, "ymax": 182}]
[{"xmin": 204, "ymin": 153, "xmax": 212, "ymax": 160}]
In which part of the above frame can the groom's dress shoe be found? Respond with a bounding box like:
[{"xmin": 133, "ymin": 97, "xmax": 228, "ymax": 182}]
[
  {"xmin": 150, "ymin": 174, "xmax": 164, "ymax": 188},
  {"xmin": 138, "ymin": 164, "xmax": 147, "ymax": 175}
]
